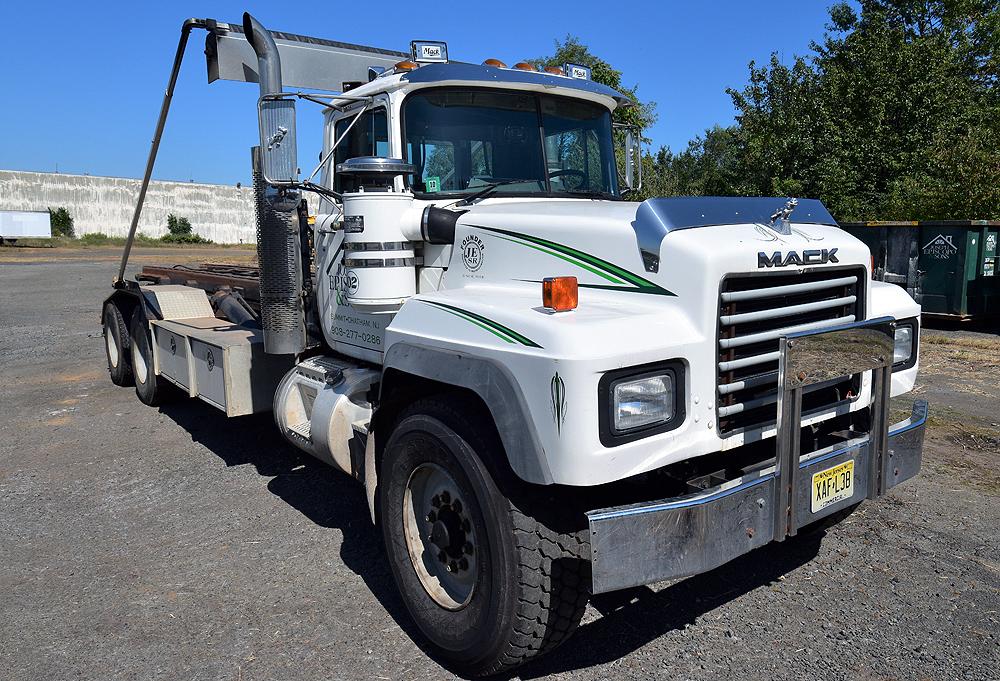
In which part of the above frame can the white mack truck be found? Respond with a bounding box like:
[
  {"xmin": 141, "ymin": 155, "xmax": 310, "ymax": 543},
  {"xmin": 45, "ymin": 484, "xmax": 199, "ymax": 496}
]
[{"xmin": 101, "ymin": 14, "xmax": 928, "ymax": 675}]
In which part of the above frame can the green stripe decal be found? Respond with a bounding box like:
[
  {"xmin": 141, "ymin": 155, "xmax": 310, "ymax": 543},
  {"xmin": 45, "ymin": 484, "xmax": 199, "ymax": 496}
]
[
  {"xmin": 473, "ymin": 225, "xmax": 675, "ymax": 296},
  {"xmin": 493, "ymin": 235, "xmax": 627, "ymax": 285},
  {"xmin": 423, "ymin": 301, "xmax": 542, "ymax": 348}
]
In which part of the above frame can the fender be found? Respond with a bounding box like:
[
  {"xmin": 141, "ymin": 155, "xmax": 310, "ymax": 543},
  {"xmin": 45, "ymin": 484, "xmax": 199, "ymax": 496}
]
[{"xmin": 373, "ymin": 342, "xmax": 552, "ymax": 489}]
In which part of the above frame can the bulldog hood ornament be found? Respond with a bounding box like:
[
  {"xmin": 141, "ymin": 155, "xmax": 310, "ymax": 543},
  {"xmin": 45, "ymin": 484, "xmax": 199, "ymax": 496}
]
[{"xmin": 768, "ymin": 197, "xmax": 798, "ymax": 235}]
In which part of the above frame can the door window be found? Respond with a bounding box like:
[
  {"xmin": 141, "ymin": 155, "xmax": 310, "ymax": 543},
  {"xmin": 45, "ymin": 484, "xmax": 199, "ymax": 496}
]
[{"xmin": 334, "ymin": 108, "xmax": 389, "ymax": 193}]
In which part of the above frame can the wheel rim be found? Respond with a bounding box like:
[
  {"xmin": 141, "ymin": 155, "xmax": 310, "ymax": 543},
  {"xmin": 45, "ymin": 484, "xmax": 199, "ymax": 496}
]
[
  {"xmin": 402, "ymin": 462, "xmax": 478, "ymax": 610},
  {"xmin": 105, "ymin": 317, "xmax": 120, "ymax": 368},
  {"xmin": 132, "ymin": 335, "xmax": 148, "ymax": 384}
]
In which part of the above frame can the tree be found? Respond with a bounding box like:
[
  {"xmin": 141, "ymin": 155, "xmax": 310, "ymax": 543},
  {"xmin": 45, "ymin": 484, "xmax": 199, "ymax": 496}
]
[
  {"xmin": 162, "ymin": 213, "xmax": 210, "ymax": 244},
  {"xmin": 642, "ymin": 126, "xmax": 749, "ymax": 199},
  {"xmin": 533, "ymin": 35, "xmax": 657, "ymax": 134},
  {"xmin": 722, "ymin": 0, "xmax": 1000, "ymax": 220},
  {"xmin": 166, "ymin": 214, "xmax": 193, "ymax": 236},
  {"xmin": 48, "ymin": 207, "xmax": 74, "ymax": 238}
]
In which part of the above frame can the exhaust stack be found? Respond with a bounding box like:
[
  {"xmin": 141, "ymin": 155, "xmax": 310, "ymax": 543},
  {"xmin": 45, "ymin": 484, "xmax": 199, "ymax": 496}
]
[
  {"xmin": 243, "ymin": 13, "xmax": 283, "ymax": 95},
  {"xmin": 244, "ymin": 12, "xmax": 306, "ymax": 355}
]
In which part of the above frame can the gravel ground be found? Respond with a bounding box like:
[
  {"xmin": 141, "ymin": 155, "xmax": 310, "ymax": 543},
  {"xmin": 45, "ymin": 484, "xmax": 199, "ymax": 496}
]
[{"xmin": 0, "ymin": 250, "xmax": 997, "ymax": 681}]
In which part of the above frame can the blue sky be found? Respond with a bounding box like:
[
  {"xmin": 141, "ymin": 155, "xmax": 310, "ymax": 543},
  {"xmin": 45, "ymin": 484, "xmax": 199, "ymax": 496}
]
[{"xmin": 0, "ymin": 1, "xmax": 839, "ymax": 186}]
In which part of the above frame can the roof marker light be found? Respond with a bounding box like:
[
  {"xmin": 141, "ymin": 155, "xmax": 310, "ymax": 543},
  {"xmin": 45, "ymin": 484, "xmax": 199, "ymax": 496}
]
[
  {"xmin": 544, "ymin": 66, "xmax": 565, "ymax": 76},
  {"xmin": 564, "ymin": 63, "xmax": 592, "ymax": 80},
  {"xmin": 394, "ymin": 60, "xmax": 419, "ymax": 72},
  {"xmin": 542, "ymin": 277, "xmax": 578, "ymax": 312},
  {"xmin": 513, "ymin": 61, "xmax": 537, "ymax": 71},
  {"xmin": 410, "ymin": 40, "xmax": 449, "ymax": 63},
  {"xmin": 483, "ymin": 58, "xmax": 507, "ymax": 68}
]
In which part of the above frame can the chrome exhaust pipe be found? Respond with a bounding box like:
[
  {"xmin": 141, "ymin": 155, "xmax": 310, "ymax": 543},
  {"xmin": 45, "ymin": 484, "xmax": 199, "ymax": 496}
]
[
  {"xmin": 243, "ymin": 12, "xmax": 283, "ymax": 96},
  {"xmin": 244, "ymin": 12, "xmax": 306, "ymax": 355}
]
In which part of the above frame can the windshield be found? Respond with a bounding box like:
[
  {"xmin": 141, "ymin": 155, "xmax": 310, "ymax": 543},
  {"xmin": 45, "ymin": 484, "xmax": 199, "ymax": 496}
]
[{"xmin": 403, "ymin": 88, "xmax": 619, "ymax": 199}]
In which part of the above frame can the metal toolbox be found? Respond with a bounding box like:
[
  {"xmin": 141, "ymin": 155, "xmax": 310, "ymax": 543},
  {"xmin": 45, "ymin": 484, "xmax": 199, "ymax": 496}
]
[{"xmin": 151, "ymin": 318, "xmax": 290, "ymax": 416}]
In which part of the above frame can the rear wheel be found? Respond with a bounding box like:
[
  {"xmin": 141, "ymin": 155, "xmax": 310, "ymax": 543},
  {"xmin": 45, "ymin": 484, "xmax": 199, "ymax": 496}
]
[
  {"xmin": 380, "ymin": 397, "xmax": 589, "ymax": 676},
  {"xmin": 103, "ymin": 303, "xmax": 133, "ymax": 386},
  {"xmin": 129, "ymin": 312, "xmax": 169, "ymax": 406}
]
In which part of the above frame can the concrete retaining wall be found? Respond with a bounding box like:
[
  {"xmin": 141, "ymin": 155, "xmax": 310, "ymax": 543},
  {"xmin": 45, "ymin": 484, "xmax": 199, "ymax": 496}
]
[{"xmin": 0, "ymin": 170, "xmax": 259, "ymax": 243}]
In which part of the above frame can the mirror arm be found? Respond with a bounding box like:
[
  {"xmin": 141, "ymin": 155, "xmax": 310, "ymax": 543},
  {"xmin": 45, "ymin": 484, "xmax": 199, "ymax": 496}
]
[{"xmin": 304, "ymin": 98, "xmax": 372, "ymax": 184}]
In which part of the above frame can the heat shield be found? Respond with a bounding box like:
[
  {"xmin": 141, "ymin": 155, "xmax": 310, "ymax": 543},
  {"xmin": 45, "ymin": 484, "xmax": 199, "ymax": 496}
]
[{"xmin": 205, "ymin": 21, "xmax": 407, "ymax": 92}]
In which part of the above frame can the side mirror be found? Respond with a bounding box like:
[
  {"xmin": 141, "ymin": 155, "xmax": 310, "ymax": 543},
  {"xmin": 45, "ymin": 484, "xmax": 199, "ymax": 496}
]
[
  {"xmin": 623, "ymin": 128, "xmax": 642, "ymax": 192},
  {"xmin": 258, "ymin": 97, "xmax": 298, "ymax": 185}
]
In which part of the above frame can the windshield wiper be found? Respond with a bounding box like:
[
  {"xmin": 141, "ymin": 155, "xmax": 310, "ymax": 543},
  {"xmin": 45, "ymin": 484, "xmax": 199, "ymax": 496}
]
[
  {"xmin": 455, "ymin": 178, "xmax": 539, "ymax": 206},
  {"xmin": 562, "ymin": 189, "xmax": 618, "ymax": 200}
]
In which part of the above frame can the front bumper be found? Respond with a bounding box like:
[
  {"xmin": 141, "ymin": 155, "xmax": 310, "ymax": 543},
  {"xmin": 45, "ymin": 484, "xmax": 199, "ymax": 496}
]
[
  {"xmin": 587, "ymin": 401, "xmax": 926, "ymax": 593},
  {"xmin": 587, "ymin": 318, "xmax": 928, "ymax": 594}
]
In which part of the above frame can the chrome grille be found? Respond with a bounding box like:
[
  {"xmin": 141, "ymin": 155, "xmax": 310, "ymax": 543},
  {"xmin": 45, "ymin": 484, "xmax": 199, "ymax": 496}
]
[{"xmin": 717, "ymin": 268, "xmax": 865, "ymax": 434}]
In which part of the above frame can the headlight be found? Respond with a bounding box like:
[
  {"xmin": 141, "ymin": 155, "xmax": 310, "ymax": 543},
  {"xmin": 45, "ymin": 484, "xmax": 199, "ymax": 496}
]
[
  {"xmin": 612, "ymin": 374, "xmax": 674, "ymax": 433},
  {"xmin": 893, "ymin": 325, "xmax": 914, "ymax": 365},
  {"xmin": 599, "ymin": 361, "xmax": 685, "ymax": 446},
  {"xmin": 891, "ymin": 319, "xmax": 918, "ymax": 370}
]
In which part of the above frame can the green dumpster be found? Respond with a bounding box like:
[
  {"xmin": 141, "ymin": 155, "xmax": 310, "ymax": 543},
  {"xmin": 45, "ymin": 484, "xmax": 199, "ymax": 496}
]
[{"xmin": 840, "ymin": 220, "xmax": 1000, "ymax": 320}]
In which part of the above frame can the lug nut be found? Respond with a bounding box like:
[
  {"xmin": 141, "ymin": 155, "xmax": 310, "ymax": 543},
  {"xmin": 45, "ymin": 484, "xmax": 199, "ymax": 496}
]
[
  {"xmin": 426, "ymin": 511, "xmax": 436, "ymax": 523},
  {"xmin": 431, "ymin": 495, "xmax": 441, "ymax": 508},
  {"xmin": 447, "ymin": 561, "xmax": 457, "ymax": 573},
  {"xmin": 440, "ymin": 490, "xmax": 451, "ymax": 504},
  {"xmin": 458, "ymin": 558, "xmax": 469, "ymax": 571},
  {"xmin": 463, "ymin": 542, "xmax": 473, "ymax": 555},
  {"xmin": 461, "ymin": 519, "xmax": 471, "ymax": 532}
]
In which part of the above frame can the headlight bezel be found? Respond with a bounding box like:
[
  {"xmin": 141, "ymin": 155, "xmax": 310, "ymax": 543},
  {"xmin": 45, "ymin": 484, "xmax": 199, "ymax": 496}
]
[
  {"xmin": 598, "ymin": 360, "xmax": 685, "ymax": 447},
  {"xmin": 892, "ymin": 317, "xmax": 919, "ymax": 371}
]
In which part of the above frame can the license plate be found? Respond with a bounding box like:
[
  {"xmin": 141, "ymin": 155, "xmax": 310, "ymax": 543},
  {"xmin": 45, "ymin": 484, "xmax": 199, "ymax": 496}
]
[{"xmin": 811, "ymin": 460, "xmax": 855, "ymax": 513}]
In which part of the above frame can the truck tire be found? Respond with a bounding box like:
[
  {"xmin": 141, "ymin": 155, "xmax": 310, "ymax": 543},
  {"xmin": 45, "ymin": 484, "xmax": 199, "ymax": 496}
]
[
  {"xmin": 379, "ymin": 397, "xmax": 589, "ymax": 676},
  {"xmin": 103, "ymin": 303, "xmax": 133, "ymax": 386},
  {"xmin": 129, "ymin": 312, "xmax": 169, "ymax": 406}
]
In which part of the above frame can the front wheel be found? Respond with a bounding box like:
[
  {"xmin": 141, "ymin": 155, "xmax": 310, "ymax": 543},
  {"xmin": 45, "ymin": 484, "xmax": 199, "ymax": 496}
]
[{"xmin": 379, "ymin": 398, "xmax": 589, "ymax": 677}]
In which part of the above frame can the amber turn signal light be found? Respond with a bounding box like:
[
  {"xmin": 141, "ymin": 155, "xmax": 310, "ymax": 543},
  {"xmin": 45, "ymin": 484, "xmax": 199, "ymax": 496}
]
[{"xmin": 542, "ymin": 276, "xmax": 578, "ymax": 312}]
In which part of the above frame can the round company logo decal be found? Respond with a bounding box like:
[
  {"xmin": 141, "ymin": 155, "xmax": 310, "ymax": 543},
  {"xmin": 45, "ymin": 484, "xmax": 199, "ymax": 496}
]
[
  {"xmin": 345, "ymin": 269, "xmax": 360, "ymax": 295},
  {"xmin": 334, "ymin": 265, "xmax": 360, "ymax": 295},
  {"xmin": 461, "ymin": 234, "xmax": 485, "ymax": 272}
]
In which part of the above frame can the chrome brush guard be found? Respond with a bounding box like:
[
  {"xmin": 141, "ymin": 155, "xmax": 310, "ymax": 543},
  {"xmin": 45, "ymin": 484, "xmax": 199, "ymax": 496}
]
[{"xmin": 587, "ymin": 318, "xmax": 928, "ymax": 594}]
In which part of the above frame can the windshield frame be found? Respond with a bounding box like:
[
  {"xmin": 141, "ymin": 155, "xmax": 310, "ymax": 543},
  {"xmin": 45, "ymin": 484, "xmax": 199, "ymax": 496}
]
[{"xmin": 400, "ymin": 86, "xmax": 621, "ymax": 201}]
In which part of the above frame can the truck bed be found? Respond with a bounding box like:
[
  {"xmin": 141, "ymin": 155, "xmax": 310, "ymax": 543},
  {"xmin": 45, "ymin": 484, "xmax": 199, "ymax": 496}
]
[{"xmin": 138, "ymin": 263, "xmax": 262, "ymax": 310}]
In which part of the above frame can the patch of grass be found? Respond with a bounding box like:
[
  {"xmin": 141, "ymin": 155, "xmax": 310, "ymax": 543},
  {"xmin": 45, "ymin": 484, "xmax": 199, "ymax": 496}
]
[
  {"xmin": 78, "ymin": 232, "xmax": 159, "ymax": 246},
  {"xmin": 920, "ymin": 405, "xmax": 1000, "ymax": 494},
  {"xmin": 923, "ymin": 334, "xmax": 1000, "ymax": 351},
  {"xmin": 160, "ymin": 232, "xmax": 212, "ymax": 244},
  {"xmin": 5, "ymin": 238, "xmax": 58, "ymax": 248},
  {"xmin": 4, "ymin": 233, "xmax": 254, "ymax": 249}
]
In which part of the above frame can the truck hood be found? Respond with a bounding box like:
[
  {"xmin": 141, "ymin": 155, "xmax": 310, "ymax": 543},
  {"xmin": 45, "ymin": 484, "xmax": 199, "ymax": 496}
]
[{"xmin": 449, "ymin": 198, "xmax": 871, "ymax": 302}]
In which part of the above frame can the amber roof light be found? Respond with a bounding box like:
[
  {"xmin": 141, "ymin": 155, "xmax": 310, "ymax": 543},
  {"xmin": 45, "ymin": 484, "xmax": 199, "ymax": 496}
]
[
  {"xmin": 483, "ymin": 58, "xmax": 507, "ymax": 68},
  {"xmin": 544, "ymin": 66, "xmax": 564, "ymax": 75},
  {"xmin": 394, "ymin": 60, "xmax": 419, "ymax": 72},
  {"xmin": 513, "ymin": 62, "xmax": 537, "ymax": 71}
]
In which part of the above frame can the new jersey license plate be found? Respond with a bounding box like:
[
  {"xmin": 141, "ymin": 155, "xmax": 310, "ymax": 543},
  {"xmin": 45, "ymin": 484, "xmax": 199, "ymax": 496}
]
[{"xmin": 811, "ymin": 460, "xmax": 855, "ymax": 513}]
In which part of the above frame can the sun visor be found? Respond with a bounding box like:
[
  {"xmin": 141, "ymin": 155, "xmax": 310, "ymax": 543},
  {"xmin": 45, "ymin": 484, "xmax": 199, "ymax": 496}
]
[{"xmin": 205, "ymin": 20, "xmax": 407, "ymax": 92}]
